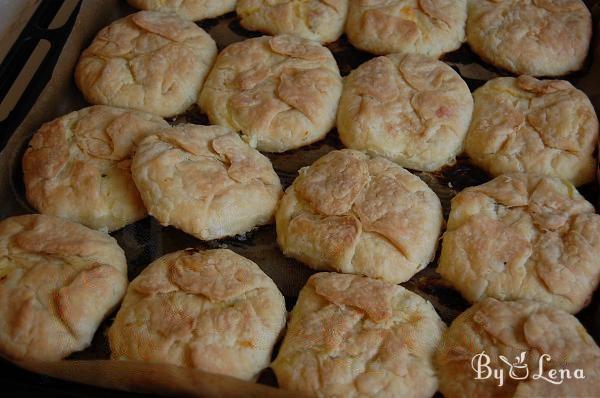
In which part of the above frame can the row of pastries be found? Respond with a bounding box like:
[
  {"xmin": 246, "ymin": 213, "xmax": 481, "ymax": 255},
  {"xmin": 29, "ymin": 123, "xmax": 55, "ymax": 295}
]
[
  {"xmin": 1, "ymin": 1, "xmax": 599, "ymax": 397},
  {"xmin": 127, "ymin": 0, "xmax": 592, "ymax": 77}
]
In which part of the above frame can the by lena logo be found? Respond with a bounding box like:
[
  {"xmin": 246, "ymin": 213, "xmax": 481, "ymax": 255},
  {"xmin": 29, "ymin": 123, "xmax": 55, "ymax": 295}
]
[{"xmin": 471, "ymin": 351, "xmax": 585, "ymax": 387}]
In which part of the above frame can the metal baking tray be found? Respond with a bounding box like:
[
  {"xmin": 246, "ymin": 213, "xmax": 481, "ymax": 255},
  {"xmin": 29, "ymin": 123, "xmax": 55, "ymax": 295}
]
[{"xmin": 0, "ymin": 0, "xmax": 599, "ymax": 396}]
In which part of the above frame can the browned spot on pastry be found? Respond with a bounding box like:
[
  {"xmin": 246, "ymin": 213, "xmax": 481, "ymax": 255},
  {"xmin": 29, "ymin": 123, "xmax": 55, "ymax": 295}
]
[
  {"xmin": 532, "ymin": 0, "xmax": 581, "ymax": 12},
  {"xmin": 418, "ymin": 0, "xmax": 452, "ymax": 26},
  {"xmin": 517, "ymin": 75, "xmax": 570, "ymax": 95},
  {"xmin": 311, "ymin": 272, "xmax": 396, "ymax": 321},
  {"xmin": 269, "ymin": 35, "xmax": 329, "ymax": 60},
  {"xmin": 295, "ymin": 150, "xmax": 369, "ymax": 216},
  {"xmin": 361, "ymin": 10, "xmax": 419, "ymax": 44}
]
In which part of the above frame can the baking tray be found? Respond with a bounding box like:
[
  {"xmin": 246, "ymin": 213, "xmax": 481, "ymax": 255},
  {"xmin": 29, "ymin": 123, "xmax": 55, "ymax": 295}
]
[{"xmin": 0, "ymin": 0, "xmax": 599, "ymax": 396}]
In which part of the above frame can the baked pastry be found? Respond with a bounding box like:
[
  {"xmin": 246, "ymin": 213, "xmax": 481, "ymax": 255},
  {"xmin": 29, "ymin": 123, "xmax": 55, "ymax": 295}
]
[
  {"xmin": 467, "ymin": 0, "xmax": 592, "ymax": 76},
  {"xmin": 0, "ymin": 214, "xmax": 127, "ymax": 361},
  {"xmin": 236, "ymin": 0, "xmax": 348, "ymax": 43},
  {"xmin": 437, "ymin": 298, "xmax": 600, "ymax": 398},
  {"xmin": 337, "ymin": 53, "xmax": 473, "ymax": 172},
  {"xmin": 109, "ymin": 249, "xmax": 286, "ymax": 381},
  {"xmin": 465, "ymin": 76, "xmax": 598, "ymax": 186},
  {"xmin": 198, "ymin": 35, "xmax": 342, "ymax": 152},
  {"xmin": 272, "ymin": 272, "xmax": 446, "ymax": 397},
  {"xmin": 276, "ymin": 149, "xmax": 443, "ymax": 283},
  {"xmin": 127, "ymin": 0, "xmax": 237, "ymax": 21},
  {"xmin": 346, "ymin": 0, "xmax": 467, "ymax": 57},
  {"xmin": 23, "ymin": 105, "xmax": 169, "ymax": 232},
  {"xmin": 131, "ymin": 124, "xmax": 282, "ymax": 240},
  {"xmin": 438, "ymin": 173, "xmax": 600, "ymax": 314},
  {"xmin": 75, "ymin": 11, "xmax": 217, "ymax": 117}
]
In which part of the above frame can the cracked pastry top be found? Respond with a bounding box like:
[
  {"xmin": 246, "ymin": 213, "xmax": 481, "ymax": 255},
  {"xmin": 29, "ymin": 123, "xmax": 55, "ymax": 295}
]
[
  {"xmin": 345, "ymin": 0, "xmax": 467, "ymax": 57},
  {"xmin": 198, "ymin": 35, "xmax": 343, "ymax": 153},
  {"xmin": 108, "ymin": 249, "xmax": 286, "ymax": 381},
  {"xmin": 23, "ymin": 105, "xmax": 169, "ymax": 232},
  {"xmin": 276, "ymin": 149, "xmax": 443, "ymax": 283},
  {"xmin": 236, "ymin": 0, "xmax": 349, "ymax": 43},
  {"xmin": 0, "ymin": 214, "xmax": 127, "ymax": 361},
  {"xmin": 337, "ymin": 53, "xmax": 473, "ymax": 172},
  {"xmin": 75, "ymin": 11, "xmax": 217, "ymax": 118},
  {"xmin": 465, "ymin": 76, "xmax": 599, "ymax": 187},
  {"xmin": 272, "ymin": 272, "xmax": 446, "ymax": 398},
  {"xmin": 437, "ymin": 173, "xmax": 600, "ymax": 314},
  {"xmin": 127, "ymin": 0, "xmax": 237, "ymax": 21},
  {"xmin": 131, "ymin": 124, "xmax": 282, "ymax": 240},
  {"xmin": 467, "ymin": 0, "xmax": 592, "ymax": 76},
  {"xmin": 436, "ymin": 298, "xmax": 600, "ymax": 398}
]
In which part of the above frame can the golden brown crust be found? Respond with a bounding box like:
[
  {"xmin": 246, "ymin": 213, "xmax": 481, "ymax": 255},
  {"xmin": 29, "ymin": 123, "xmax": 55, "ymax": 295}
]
[
  {"xmin": 108, "ymin": 249, "xmax": 286, "ymax": 381},
  {"xmin": 198, "ymin": 35, "xmax": 342, "ymax": 152},
  {"xmin": 75, "ymin": 11, "xmax": 217, "ymax": 117},
  {"xmin": 465, "ymin": 76, "xmax": 599, "ymax": 186},
  {"xmin": 437, "ymin": 173, "xmax": 600, "ymax": 313},
  {"xmin": 346, "ymin": 0, "xmax": 467, "ymax": 57},
  {"xmin": 236, "ymin": 0, "xmax": 349, "ymax": 43},
  {"xmin": 127, "ymin": 0, "xmax": 237, "ymax": 20},
  {"xmin": 276, "ymin": 149, "xmax": 443, "ymax": 283},
  {"xmin": 131, "ymin": 124, "xmax": 282, "ymax": 240},
  {"xmin": 437, "ymin": 298, "xmax": 600, "ymax": 398},
  {"xmin": 23, "ymin": 105, "xmax": 169, "ymax": 232},
  {"xmin": 337, "ymin": 53, "xmax": 473, "ymax": 171},
  {"xmin": 0, "ymin": 214, "xmax": 127, "ymax": 361},
  {"xmin": 467, "ymin": 0, "xmax": 592, "ymax": 76},
  {"xmin": 272, "ymin": 272, "xmax": 446, "ymax": 397}
]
